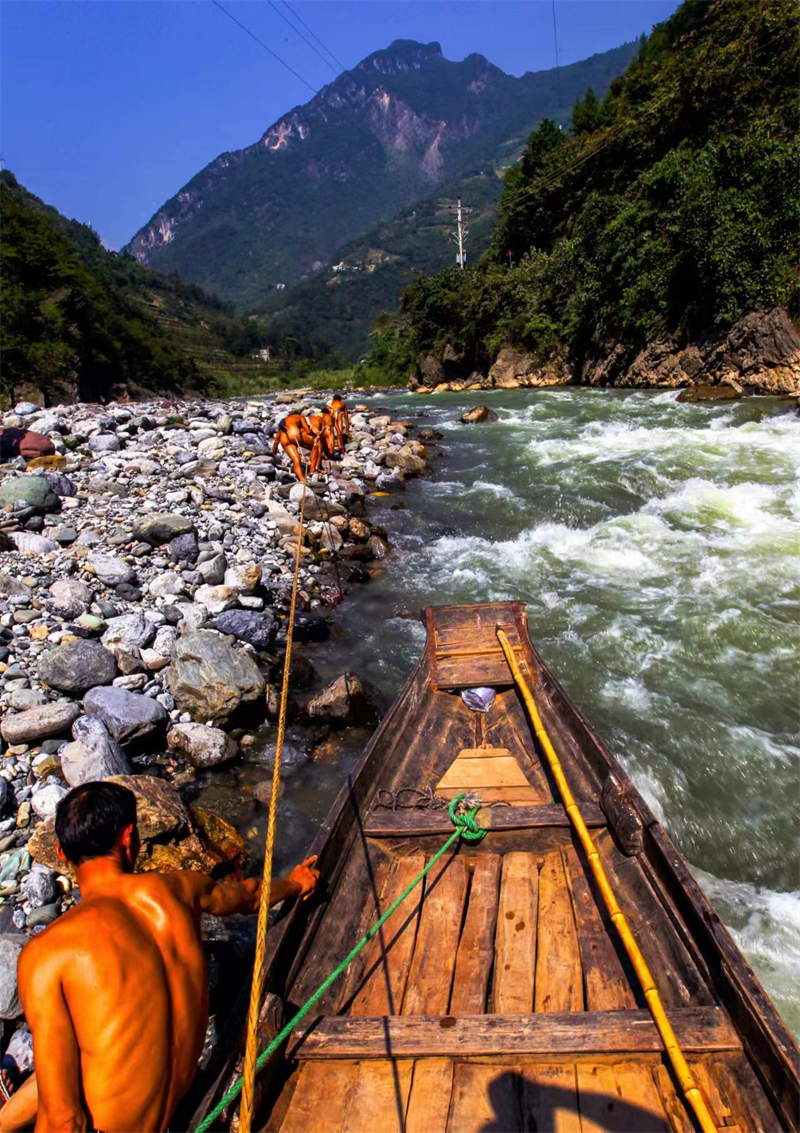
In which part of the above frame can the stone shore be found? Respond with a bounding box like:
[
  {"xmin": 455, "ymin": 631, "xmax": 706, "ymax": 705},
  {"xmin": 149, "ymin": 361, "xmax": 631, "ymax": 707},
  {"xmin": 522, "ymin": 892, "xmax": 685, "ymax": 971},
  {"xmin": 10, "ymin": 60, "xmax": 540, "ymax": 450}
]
[{"xmin": 0, "ymin": 391, "xmax": 436, "ymax": 1023}]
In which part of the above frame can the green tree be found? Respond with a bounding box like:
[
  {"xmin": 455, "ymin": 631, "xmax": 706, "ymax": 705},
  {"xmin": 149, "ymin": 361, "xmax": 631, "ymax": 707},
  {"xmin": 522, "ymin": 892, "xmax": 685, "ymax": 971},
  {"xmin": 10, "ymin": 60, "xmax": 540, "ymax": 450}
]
[{"xmin": 571, "ymin": 87, "xmax": 604, "ymax": 134}]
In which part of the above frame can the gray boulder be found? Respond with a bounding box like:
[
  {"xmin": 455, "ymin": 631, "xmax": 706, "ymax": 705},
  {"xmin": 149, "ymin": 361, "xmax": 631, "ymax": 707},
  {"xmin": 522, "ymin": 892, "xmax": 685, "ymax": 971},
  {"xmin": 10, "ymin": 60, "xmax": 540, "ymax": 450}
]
[
  {"xmin": 102, "ymin": 613, "xmax": 156, "ymax": 653},
  {"xmin": 62, "ymin": 715, "xmax": 132, "ymax": 786},
  {"xmin": 0, "ymin": 936, "xmax": 27, "ymax": 1018},
  {"xmin": 1, "ymin": 701, "xmax": 80, "ymax": 744},
  {"xmin": 48, "ymin": 579, "xmax": 93, "ymax": 619},
  {"xmin": 197, "ymin": 553, "xmax": 226, "ymax": 585},
  {"xmin": 166, "ymin": 722, "xmax": 238, "ymax": 769},
  {"xmin": 38, "ymin": 639, "xmax": 117, "ymax": 694},
  {"xmin": 11, "ymin": 533, "xmax": 58, "ymax": 555},
  {"xmin": 132, "ymin": 513, "xmax": 195, "ymax": 546},
  {"xmin": 215, "ymin": 609, "xmax": 278, "ymax": 652},
  {"xmin": 83, "ymin": 686, "xmax": 168, "ymax": 745},
  {"xmin": 88, "ymin": 552, "xmax": 135, "ymax": 587},
  {"xmin": 39, "ymin": 471, "xmax": 76, "ymax": 497},
  {"xmin": 21, "ymin": 865, "xmax": 59, "ymax": 908},
  {"xmin": 169, "ymin": 532, "xmax": 199, "ymax": 563},
  {"xmin": 0, "ymin": 476, "xmax": 59, "ymax": 514},
  {"xmin": 31, "ymin": 781, "xmax": 68, "ymax": 820},
  {"xmin": 167, "ymin": 629, "xmax": 265, "ymax": 724},
  {"xmin": 86, "ymin": 434, "xmax": 121, "ymax": 453}
]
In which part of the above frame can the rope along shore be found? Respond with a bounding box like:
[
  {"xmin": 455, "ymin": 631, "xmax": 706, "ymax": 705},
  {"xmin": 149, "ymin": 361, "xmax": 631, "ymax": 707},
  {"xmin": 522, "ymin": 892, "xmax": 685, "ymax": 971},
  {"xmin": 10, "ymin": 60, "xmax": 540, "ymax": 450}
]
[{"xmin": 238, "ymin": 472, "xmax": 310, "ymax": 1132}]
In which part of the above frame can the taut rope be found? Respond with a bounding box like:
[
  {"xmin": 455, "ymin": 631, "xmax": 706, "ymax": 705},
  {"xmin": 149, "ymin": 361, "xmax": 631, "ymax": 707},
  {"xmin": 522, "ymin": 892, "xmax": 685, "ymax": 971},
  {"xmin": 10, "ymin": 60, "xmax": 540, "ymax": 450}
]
[
  {"xmin": 196, "ymin": 795, "xmax": 485, "ymax": 1133},
  {"xmin": 238, "ymin": 474, "xmax": 309, "ymax": 1133}
]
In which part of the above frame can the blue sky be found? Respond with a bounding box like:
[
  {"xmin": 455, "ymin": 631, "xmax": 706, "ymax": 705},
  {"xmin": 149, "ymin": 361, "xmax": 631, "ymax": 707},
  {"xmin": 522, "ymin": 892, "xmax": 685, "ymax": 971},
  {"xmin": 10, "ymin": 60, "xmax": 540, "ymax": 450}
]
[{"xmin": 1, "ymin": 1, "xmax": 680, "ymax": 249}]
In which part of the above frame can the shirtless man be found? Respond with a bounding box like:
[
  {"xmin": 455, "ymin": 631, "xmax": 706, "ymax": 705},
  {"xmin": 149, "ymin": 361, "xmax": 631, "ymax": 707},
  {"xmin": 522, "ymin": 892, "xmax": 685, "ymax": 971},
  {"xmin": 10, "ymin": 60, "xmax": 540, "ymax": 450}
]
[
  {"xmin": 272, "ymin": 412, "xmax": 317, "ymax": 482},
  {"xmin": 272, "ymin": 410, "xmax": 334, "ymax": 481},
  {"xmin": 326, "ymin": 395, "xmax": 350, "ymax": 456},
  {"xmin": 0, "ymin": 781, "xmax": 318, "ymax": 1133},
  {"xmin": 306, "ymin": 407, "xmax": 336, "ymax": 467}
]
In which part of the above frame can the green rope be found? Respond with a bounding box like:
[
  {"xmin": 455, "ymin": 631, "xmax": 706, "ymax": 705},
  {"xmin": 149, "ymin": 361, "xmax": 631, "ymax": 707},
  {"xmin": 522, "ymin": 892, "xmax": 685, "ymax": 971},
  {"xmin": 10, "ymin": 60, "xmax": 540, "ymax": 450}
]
[{"xmin": 195, "ymin": 794, "xmax": 486, "ymax": 1132}]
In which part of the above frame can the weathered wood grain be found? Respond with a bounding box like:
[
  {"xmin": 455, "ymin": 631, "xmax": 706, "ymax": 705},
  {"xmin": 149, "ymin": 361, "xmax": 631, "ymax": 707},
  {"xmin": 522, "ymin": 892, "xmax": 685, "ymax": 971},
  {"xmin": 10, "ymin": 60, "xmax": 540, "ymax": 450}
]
[
  {"xmin": 450, "ymin": 854, "xmax": 502, "ymax": 1015},
  {"xmin": 289, "ymin": 1008, "xmax": 741, "ymax": 1060},
  {"xmin": 562, "ymin": 845, "xmax": 637, "ymax": 1012},
  {"xmin": 402, "ymin": 851, "xmax": 469, "ymax": 1016},
  {"xmin": 595, "ymin": 830, "xmax": 715, "ymax": 1010},
  {"xmin": 520, "ymin": 1062, "xmax": 582, "ymax": 1133},
  {"xmin": 447, "ymin": 1063, "xmax": 522, "ymax": 1133},
  {"xmin": 404, "ymin": 1059, "xmax": 454, "ymax": 1133},
  {"xmin": 576, "ymin": 1062, "xmax": 669, "ymax": 1133},
  {"xmin": 340, "ymin": 1059, "xmax": 414, "ymax": 1133},
  {"xmin": 363, "ymin": 802, "xmax": 605, "ymax": 837},
  {"xmin": 493, "ymin": 851, "xmax": 538, "ymax": 1015},
  {"xmin": 535, "ymin": 850, "xmax": 583, "ymax": 1014},
  {"xmin": 278, "ymin": 1060, "xmax": 360, "ymax": 1133},
  {"xmin": 651, "ymin": 1063, "xmax": 695, "ymax": 1133},
  {"xmin": 347, "ymin": 853, "xmax": 426, "ymax": 1017}
]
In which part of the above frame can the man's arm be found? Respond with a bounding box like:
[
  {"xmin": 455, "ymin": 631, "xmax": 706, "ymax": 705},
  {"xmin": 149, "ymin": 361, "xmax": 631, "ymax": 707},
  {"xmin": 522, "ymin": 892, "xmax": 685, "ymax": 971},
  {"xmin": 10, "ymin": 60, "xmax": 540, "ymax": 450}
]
[
  {"xmin": 175, "ymin": 857, "xmax": 319, "ymax": 917},
  {"xmin": 17, "ymin": 943, "xmax": 86, "ymax": 1133}
]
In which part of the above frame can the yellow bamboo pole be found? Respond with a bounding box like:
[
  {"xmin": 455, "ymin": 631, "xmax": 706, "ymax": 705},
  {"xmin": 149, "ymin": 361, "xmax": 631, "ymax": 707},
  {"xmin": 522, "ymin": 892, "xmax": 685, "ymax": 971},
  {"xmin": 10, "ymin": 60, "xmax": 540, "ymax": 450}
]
[
  {"xmin": 239, "ymin": 476, "xmax": 309, "ymax": 1133},
  {"xmin": 496, "ymin": 628, "xmax": 718, "ymax": 1133}
]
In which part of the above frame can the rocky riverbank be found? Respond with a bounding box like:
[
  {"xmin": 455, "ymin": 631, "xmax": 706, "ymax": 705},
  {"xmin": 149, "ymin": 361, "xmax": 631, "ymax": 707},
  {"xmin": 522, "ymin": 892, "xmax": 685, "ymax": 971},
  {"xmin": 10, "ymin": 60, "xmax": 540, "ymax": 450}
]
[
  {"xmin": 0, "ymin": 392, "xmax": 437, "ymax": 1027},
  {"xmin": 410, "ymin": 306, "xmax": 800, "ymax": 397}
]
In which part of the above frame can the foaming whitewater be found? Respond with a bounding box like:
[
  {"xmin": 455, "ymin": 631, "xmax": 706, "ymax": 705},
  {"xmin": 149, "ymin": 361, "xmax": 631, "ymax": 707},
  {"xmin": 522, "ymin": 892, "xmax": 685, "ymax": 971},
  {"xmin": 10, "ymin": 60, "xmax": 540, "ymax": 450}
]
[{"xmin": 313, "ymin": 387, "xmax": 800, "ymax": 1035}]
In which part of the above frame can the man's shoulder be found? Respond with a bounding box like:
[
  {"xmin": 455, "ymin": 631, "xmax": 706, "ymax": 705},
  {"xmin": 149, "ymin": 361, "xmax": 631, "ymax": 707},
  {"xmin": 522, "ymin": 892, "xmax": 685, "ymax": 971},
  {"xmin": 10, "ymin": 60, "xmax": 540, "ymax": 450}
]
[{"xmin": 127, "ymin": 868, "xmax": 212, "ymax": 906}]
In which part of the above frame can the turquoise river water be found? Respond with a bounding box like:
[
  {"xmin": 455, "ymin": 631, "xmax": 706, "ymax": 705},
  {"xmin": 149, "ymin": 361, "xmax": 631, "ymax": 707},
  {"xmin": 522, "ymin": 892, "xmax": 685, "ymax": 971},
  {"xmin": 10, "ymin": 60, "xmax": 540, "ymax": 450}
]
[{"xmin": 264, "ymin": 387, "xmax": 800, "ymax": 1035}]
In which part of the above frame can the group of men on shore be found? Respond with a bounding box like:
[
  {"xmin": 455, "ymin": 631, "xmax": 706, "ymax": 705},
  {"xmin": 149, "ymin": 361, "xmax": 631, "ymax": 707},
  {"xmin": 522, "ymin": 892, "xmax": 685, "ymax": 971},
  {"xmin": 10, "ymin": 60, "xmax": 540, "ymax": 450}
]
[{"xmin": 272, "ymin": 393, "xmax": 350, "ymax": 482}]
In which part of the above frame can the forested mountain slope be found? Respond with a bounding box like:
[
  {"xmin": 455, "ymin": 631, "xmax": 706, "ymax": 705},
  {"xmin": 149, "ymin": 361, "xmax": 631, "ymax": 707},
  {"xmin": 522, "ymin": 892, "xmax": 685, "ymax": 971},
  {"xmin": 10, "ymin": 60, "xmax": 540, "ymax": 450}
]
[
  {"xmin": 125, "ymin": 39, "xmax": 636, "ymax": 312},
  {"xmin": 0, "ymin": 173, "xmax": 271, "ymax": 405},
  {"xmin": 375, "ymin": 0, "xmax": 799, "ymax": 393}
]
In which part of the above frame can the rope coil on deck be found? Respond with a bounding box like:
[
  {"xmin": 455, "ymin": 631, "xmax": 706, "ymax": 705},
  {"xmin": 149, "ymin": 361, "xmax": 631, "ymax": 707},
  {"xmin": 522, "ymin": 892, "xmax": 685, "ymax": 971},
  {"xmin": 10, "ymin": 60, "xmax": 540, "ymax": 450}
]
[
  {"xmin": 196, "ymin": 793, "xmax": 486, "ymax": 1132},
  {"xmin": 495, "ymin": 627, "xmax": 718, "ymax": 1133}
]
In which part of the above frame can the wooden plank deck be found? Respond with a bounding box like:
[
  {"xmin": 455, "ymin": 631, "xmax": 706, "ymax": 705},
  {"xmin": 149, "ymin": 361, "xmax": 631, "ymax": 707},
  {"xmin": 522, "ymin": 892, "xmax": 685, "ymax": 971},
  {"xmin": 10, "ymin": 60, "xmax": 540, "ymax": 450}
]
[
  {"xmin": 277, "ymin": 1052, "xmax": 779, "ymax": 1132},
  {"xmin": 258, "ymin": 603, "xmax": 795, "ymax": 1133},
  {"xmin": 290, "ymin": 1008, "xmax": 742, "ymax": 1060}
]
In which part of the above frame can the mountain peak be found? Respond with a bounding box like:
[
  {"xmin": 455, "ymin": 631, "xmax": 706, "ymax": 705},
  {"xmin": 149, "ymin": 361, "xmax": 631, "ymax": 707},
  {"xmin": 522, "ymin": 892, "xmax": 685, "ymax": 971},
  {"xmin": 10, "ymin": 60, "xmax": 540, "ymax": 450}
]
[{"xmin": 357, "ymin": 40, "xmax": 443, "ymax": 75}]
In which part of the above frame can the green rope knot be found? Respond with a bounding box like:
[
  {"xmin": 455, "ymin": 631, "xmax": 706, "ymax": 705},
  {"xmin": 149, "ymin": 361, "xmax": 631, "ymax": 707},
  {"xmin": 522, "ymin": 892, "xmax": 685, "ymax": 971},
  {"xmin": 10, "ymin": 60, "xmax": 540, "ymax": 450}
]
[
  {"xmin": 449, "ymin": 792, "xmax": 487, "ymax": 841},
  {"xmin": 196, "ymin": 789, "xmax": 490, "ymax": 1131}
]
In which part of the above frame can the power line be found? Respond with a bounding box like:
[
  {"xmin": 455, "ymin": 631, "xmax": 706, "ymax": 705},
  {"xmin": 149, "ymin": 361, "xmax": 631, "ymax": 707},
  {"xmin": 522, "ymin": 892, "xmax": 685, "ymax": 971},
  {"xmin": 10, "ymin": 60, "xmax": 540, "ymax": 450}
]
[
  {"xmin": 210, "ymin": 0, "xmax": 318, "ymax": 95},
  {"xmin": 281, "ymin": 1, "xmax": 348, "ymax": 73},
  {"xmin": 551, "ymin": 0, "xmax": 562, "ymax": 106},
  {"xmin": 266, "ymin": 0, "xmax": 338, "ymax": 76}
]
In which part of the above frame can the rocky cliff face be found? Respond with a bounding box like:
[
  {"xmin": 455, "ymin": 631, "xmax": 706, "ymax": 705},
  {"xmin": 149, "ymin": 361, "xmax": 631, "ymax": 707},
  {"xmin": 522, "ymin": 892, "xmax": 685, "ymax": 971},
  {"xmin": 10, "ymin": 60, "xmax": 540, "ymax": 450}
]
[
  {"xmin": 411, "ymin": 308, "xmax": 800, "ymax": 396},
  {"xmin": 125, "ymin": 38, "xmax": 637, "ymax": 308}
]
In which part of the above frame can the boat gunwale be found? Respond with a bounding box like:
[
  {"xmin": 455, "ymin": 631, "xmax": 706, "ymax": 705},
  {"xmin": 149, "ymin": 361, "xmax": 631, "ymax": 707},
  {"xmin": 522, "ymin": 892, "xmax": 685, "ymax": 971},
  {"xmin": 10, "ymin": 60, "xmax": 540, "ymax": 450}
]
[{"xmin": 189, "ymin": 600, "xmax": 800, "ymax": 1131}]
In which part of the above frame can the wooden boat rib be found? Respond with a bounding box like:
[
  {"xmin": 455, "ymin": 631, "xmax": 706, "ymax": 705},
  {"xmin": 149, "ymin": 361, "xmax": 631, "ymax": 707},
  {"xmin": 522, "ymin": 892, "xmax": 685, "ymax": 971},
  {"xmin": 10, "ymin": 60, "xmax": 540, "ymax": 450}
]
[{"xmin": 191, "ymin": 601, "xmax": 799, "ymax": 1133}]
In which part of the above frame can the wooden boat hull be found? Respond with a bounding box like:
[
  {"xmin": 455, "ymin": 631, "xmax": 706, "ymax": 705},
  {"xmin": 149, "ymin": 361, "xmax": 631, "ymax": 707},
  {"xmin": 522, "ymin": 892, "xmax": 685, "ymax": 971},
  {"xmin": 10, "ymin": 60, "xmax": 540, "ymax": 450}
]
[{"xmin": 191, "ymin": 602, "xmax": 800, "ymax": 1132}]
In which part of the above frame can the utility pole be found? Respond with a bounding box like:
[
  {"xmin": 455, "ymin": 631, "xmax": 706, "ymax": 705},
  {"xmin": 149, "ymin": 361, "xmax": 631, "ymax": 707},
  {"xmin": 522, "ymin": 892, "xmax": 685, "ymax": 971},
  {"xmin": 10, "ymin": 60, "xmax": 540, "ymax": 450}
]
[{"xmin": 448, "ymin": 199, "xmax": 472, "ymax": 269}]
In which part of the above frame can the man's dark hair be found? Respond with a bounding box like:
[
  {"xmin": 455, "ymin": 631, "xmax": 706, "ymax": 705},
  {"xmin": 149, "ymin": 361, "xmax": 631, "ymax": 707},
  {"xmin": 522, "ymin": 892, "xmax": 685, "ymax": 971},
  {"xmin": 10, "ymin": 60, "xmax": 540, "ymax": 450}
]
[{"xmin": 55, "ymin": 782, "xmax": 138, "ymax": 865}]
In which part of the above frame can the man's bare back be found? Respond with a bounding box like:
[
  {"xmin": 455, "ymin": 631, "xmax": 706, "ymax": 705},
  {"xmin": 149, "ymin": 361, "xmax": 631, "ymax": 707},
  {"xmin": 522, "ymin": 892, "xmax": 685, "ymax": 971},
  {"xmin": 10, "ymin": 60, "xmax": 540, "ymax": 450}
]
[{"xmin": 3, "ymin": 782, "xmax": 318, "ymax": 1133}]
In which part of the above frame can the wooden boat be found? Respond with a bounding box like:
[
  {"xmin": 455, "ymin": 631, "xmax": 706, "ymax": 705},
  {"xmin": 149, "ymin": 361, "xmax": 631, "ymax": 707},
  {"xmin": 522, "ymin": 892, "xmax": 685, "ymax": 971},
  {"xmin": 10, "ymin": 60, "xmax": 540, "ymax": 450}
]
[{"xmin": 191, "ymin": 601, "xmax": 799, "ymax": 1132}]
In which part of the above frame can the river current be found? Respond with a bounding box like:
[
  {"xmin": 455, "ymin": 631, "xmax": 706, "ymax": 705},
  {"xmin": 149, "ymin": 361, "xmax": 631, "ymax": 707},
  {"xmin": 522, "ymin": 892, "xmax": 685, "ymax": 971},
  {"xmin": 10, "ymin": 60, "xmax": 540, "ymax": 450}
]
[{"xmin": 262, "ymin": 387, "xmax": 800, "ymax": 1034}]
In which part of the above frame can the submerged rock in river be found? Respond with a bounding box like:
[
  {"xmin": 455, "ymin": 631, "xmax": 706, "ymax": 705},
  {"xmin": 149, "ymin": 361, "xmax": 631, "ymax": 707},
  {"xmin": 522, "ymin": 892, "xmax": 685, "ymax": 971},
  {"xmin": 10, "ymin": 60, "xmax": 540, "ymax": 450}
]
[
  {"xmin": 167, "ymin": 722, "xmax": 238, "ymax": 769},
  {"xmin": 305, "ymin": 672, "xmax": 386, "ymax": 727}
]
